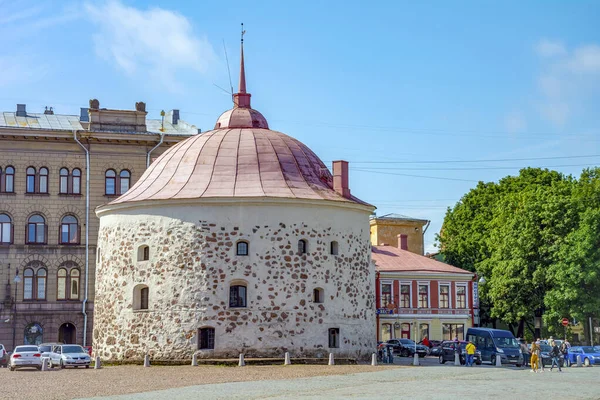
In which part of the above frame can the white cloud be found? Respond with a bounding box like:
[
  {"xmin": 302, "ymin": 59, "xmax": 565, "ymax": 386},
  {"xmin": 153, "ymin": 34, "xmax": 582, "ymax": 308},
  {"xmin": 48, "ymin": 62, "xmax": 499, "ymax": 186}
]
[
  {"xmin": 535, "ymin": 40, "xmax": 600, "ymax": 126},
  {"xmin": 504, "ymin": 111, "xmax": 527, "ymax": 134},
  {"xmin": 535, "ymin": 39, "xmax": 567, "ymax": 58},
  {"xmin": 85, "ymin": 0, "xmax": 216, "ymax": 90}
]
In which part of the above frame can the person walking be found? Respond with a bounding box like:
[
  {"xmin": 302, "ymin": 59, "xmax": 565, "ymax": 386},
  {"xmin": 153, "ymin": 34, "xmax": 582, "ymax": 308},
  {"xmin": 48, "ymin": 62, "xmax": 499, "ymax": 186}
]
[
  {"xmin": 530, "ymin": 339, "xmax": 540, "ymax": 373},
  {"xmin": 550, "ymin": 339, "xmax": 563, "ymax": 372},
  {"xmin": 465, "ymin": 341, "xmax": 476, "ymax": 367},
  {"xmin": 560, "ymin": 340, "xmax": 569, "ymax": 367},
  {"xmin": 520, "ymin": 339, "xmax": 530, "ymax": 368},
  {"xmin": 422, "ymin": 335, "xmax": 431, "ymax": 348}
]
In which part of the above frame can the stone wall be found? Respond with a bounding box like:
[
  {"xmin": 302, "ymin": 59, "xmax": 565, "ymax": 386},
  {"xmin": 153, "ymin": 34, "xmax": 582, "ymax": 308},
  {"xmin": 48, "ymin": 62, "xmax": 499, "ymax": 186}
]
[{"xmin": 94, "ymin": 202, "xmax": 376, "ymax": 361}]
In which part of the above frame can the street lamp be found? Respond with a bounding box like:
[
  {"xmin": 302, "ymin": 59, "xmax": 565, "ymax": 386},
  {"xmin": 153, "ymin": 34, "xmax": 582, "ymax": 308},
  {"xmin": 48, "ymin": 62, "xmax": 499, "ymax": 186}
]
[
  {"xmin": 478, "ymin": 276, "xmax": 486, "ymax": 285},
  {"xmin": 12, "ymin": 269, "xmax": 21, "ymax": 350}
]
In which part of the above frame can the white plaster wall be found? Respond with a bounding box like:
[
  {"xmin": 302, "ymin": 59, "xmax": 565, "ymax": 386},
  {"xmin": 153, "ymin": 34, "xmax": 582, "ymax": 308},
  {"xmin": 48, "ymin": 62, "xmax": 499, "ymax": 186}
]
[{"xmin": 94, "ymin": 200, "xmax": 376, "ymax": 361}]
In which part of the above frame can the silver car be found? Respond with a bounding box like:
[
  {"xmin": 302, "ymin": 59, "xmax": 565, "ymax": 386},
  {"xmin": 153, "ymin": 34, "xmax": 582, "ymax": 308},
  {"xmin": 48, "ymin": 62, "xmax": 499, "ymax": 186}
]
[
  {"xmin": 47, "ymin": 344, "xmax": 91, "ymax": 368},
  {"xmin": 9, "ymin": 345, "xmax": 42, "ymax": 371}
]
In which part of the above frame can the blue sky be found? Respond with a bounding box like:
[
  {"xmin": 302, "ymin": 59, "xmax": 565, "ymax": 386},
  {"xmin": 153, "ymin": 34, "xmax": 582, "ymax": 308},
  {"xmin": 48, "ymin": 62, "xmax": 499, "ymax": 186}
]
[{"xmin": 1, "ymin": 0, "xmax": 599, "ymax": 252}]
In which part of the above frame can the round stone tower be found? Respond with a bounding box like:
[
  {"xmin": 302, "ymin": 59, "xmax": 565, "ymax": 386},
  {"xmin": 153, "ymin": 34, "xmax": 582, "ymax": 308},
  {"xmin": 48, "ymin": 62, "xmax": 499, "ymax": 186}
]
[{"xmin": 93, "ymin": 40, "xmax": 376, "ymax": 362}]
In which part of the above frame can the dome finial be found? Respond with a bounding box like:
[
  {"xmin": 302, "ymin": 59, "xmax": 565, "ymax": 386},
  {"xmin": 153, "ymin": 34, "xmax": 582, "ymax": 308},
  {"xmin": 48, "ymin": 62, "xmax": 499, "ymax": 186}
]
[{"xmin": 233, "ymin": 23, "xmax": 251, "ymax": 108}]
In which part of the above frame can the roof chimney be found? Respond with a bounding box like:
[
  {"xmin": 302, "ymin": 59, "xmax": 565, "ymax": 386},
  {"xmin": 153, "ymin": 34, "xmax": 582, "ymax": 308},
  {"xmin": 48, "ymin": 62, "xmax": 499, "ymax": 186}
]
[
  {"xmin": 16, "ymin": 104, "xmax": 26, "ymax": 117},
  {"xmin": 332, "ymin": 160, "xmax": 351, "ymax": 198},
  {"xmin": 166, "ymin": 109, "xmax": 179, "ymax": 125},
  {"xmin": 80, "ymin": 108, "xmax": 89, "ymax": 122},
  {"xmin": 398, "ymin": 234, "xmax": 408, "ymax": 250},
  {"xmin": 44, "ymin": 106, "xmax": 54, "ymax": 115}
]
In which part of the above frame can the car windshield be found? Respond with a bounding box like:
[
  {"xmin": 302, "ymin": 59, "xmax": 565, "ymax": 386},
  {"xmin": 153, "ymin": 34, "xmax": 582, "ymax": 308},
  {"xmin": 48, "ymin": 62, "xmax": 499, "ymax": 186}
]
[
  {"xmin": 581, "ymin": 347, "xmax": 596, "ymax": 353},
  {"xmin": 594, "ymin": 346, "xmax": 600, "ymax": 352},
  {"xmin": 38, "ymin": 345, "xmax": 52, "ymax": 352},
  {"xmin": 400, "ymin": 339, "xmax": 415, "ymax": 345},
  {"xmin": 62, "ymin": 345, "xmax": 85, "ymax": 354},
  {"xmin": 494, "ymin": 337, "xmax": 520, "ymax": 348},
  {"xmin": 16, "ymin": 346, "xmax": 39, "ymax": 352}
]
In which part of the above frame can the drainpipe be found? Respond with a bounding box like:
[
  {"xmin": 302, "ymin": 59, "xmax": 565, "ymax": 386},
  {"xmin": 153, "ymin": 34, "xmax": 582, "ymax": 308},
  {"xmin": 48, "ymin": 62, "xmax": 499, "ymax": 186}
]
[
  {"xmin": 146, "ymin": 132, "xmax": 165, "ymax": 167},
  {"xmin": 73, "ymin": 130, "xmax": 90, "ymax": 347},
  {"xmin": 422, "ymin": 220, "xmax": 431, "ymax": 255}
]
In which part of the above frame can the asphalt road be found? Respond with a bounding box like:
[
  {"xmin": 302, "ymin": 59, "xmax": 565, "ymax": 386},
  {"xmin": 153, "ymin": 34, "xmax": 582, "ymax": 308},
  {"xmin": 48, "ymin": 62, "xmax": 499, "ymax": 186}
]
[{"xmin": 82, "ymin": 357, "xmax": 599, "ymax": 400}]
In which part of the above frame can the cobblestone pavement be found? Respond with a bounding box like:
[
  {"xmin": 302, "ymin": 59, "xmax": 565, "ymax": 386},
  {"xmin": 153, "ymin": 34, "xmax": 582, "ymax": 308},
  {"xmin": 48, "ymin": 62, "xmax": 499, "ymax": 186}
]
[{"xmin": 79, "ymin": 359, "xmax": 600, "ymax": 400}]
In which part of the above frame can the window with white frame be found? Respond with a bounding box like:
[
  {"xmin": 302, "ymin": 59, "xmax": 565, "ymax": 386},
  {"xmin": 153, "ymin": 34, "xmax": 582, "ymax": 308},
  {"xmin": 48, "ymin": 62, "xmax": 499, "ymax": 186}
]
[
  {"xmin": 456, "ymin": 284, "xmax": 467, "ymax": 309},
  {"xmin": 400, "ymin": 284, "xmax": 411, "ymax": 308},
  {"xmin": 439, "ymin": 284, "xmax": 450, "ymax": 309},
  {"xmin": 418, "ymin": 284, "xmax": 429, "ymax": 308}
]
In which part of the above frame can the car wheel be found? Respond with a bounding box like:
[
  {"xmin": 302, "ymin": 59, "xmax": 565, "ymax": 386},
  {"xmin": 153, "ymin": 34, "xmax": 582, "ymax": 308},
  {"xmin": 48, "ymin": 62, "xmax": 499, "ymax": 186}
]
[
  {"xmin": 86, "ymin": 365, "xmax": 90, "ymax": 369},
  {"xmin": 419, "ymin": 353, "xmax": 425, "ymax": 358},
  {"xmin": 584, "ymin": 358, "xmax": 590, "ymax": 366},
  {"xmin": 401, "ymin": 349, "xmax": 409, "ymax": 357},
  {"xmin": 439, "ymin": 355, "xmax": 445, "ymax": 364},
  {"xmin": 515, "ymin": 364, "xmax": 522, "ymax": 368},
  {"xmin": 60, "ymin": 360, "xmax": 65, "ymax": 369},
  {"xmin": 491, "ymin": 355, "xmax": 497, "ymax": 365},
  {"xmin": 476, "ymin": 360, "xmax": 482, "ymax": 365}
]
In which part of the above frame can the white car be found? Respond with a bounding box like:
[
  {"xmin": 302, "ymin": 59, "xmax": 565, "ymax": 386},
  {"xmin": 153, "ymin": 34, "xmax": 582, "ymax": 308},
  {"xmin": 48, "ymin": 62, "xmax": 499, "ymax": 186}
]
[
  {"xmin": 46, "ymin": 344, "xmax": 91, "ymax": 368},
  {"xmin": 0, "ymin": 343, "xmax": 7, "ymax": 368},
  {"xmin": 9, "ymin": 345, "xmax": 42, "ymax": 371}
]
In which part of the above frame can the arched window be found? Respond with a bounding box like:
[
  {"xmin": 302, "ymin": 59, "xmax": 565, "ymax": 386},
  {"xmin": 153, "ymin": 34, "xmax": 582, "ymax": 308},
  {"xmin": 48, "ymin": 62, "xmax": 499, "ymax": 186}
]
[
  {"xmin": 298, "ymin": 239, "xmax": 307, "ymax": 254},
  {"xmin": 105, "ymin": 169, "xmax": 116, "ymax": 195},
  {"xmin": 137, "ymin": 245, "xmax": 150, "ymax": 261},
  {"xmin": 236, "ymin": 241, "xmax": 248, "ymax": 256},
  {"xmin": 57, "ymin": 268, "xmax": 67, "ymax": 300},
  {"xmin": 198, "ymin": 327, "xmax": 215, "ymax": 350},
  {"xmin": 70, "ymin": 269, "xmax": 80, "ymax": 299},
  {"xmin": 60, "ymin": 215, "xmax": 79, "ymax": 244},
  {"xmin": 119, "ymin": 170, "xmax": 131, "ymax": 194},
  {"xmin": 60, "ymin": 168, "xmax": 69, "ymax": 194},
  {"xmin": 313, "ymin": 288, "xmax": 324, "ymax": 303},
  {"xmin": 229, "ymin": 284, "xmax": 247, "ymax": 308},
  {"xmin": 72, "ymin": 168, "xmax": 81, "ymax": 194},
  {"xmin": 24, "ymin": 323, "xmax": 43, "ymax": 345},
  {"xmin": 23, "ymin": 269, "xmax": 34, "ymax": 300},
  {"xmin": 330, "ymin": 241, "xmax": 338, "ymax": 255},
  {"xmin": 1, "ymin": 166, "xmax": 15, "ymax": 193},
  {"xmin": 36, "ymin": 269, "xmax": 47, "ymax": 300},
  {"xmin": 39, "ymin": 167, "xmax": 48, "ymax": 193},
  {"xmin": 27, "ymin": 214, "xmax": 46, "ymax": 244},
  {"xmin": 26, "ymin": 167, "xmax": 36, "ymax": 193},
  {"xmin": 133, "ymin": 284, "xmax": 149, "ymax": 310},
  {"xmin": 0, "ymin": 213, "xmax": 12, "ymax": 244}
]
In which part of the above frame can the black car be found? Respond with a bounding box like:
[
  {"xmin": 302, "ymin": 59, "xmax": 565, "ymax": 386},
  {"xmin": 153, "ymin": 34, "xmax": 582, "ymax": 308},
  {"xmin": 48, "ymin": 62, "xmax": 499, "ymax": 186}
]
[
  {"xmin": 385, "ymin": 339, "xmax": 403, "ymax": 354},
  {"xmin": 395, "ymin": 338, "xmax": 428, "ymax": 357},
  {"xmin": 430, "ymin": 344, "xmax": 444, "ymax": 357},
  {"xmin": 438, "ymin": 340, "xmax": 482, "ymax": 365}
]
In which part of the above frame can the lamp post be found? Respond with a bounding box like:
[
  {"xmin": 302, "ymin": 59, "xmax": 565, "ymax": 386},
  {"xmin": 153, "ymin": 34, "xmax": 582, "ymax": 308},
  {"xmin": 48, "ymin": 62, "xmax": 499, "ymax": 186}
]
[{"xmin": 12, "ymin": 269, "xmax": 21, "ymax": 351}]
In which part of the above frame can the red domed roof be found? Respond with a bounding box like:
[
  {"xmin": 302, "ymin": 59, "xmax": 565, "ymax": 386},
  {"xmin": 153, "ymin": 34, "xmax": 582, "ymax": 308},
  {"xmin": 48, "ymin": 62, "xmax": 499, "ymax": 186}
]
[{"xmin": 111, "ymin": 127, "xmax": 367, "ymax": 205}]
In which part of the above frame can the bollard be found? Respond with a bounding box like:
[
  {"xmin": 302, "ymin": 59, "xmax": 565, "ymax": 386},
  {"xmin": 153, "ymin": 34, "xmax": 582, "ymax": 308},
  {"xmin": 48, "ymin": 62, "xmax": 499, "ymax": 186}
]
[
  {"xmin": 238, "ymin": 353, "xmax": 245, "ymax": 367},
  {"xmin": 576, "ymin": 355, "xmax": 582, "ymax": 367},
  {"xmin": 328, "ymin": 353, "xmax": 335, "ymax": 366},
  {"xmin": 371, "ymin": 353, "xmax": 377, "ymax": 366},
  {"xmin": 413, "ymin": 353, "xmax": 419, "ymax": 366},
  {"xmin": 454, "ymin": 352, "xmax": 460, "ymax": 366},
  {"xmin": 41, "ymin": 357, "xmax": 49, "ymax": 371},
  {"xmin": 284, "ymin": 352, "xmax": 291, "ymax": 365},
  {"xmin": 144, "ymin": 354, "xmax": 150, "ymax": 367},
  {"xmin": 94, "ymin": 356, "xmax": 101, "ymax": 369},
  {"xmin": 191, "ymin": 353, "xmax": 198, "ymax": 366},
  {"xmin": 495, "ymin": 355, "xmax": 502, "ymax": 367}
]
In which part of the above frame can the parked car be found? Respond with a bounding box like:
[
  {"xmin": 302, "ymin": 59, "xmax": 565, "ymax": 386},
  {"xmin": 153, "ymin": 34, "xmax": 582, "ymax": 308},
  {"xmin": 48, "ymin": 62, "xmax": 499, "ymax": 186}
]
[
  {"xmin": 466, "ymin": 328, "xmax": 523, "ymax": 366},
  {"xmin": 9, "ymin": 345, "xmax": 42, "ymax": 371},
  {"xmin": 46, "ymin": 344, "xmax": 92, "ymax": 368},
  {"xmin": 385, "ymin": 339, "xmax": 403, "ymax": 354},
  {"xmin": 396, "ymin": 338, "xmax": 428, "ymax": 357},
  {"xmin": 430, "ymin": 343, "xmax": 444, "ymax": 357},
  {"xmin": 0, "ymin": 344, "xmax": 7, "ymax": 368},
  {"xmin": 565, "ymin": 346, "xmax": 600, "ymax": 367},
  {"xmin": 438, "ymin": 340, "xmax": 482, "ymax": 365}
]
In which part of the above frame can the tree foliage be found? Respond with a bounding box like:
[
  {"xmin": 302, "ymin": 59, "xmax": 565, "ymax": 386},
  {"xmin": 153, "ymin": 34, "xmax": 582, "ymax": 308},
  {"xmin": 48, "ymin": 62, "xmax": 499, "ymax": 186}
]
[{"xmin": 438, "ymin": 167, "xmax": 600, "ymax": 338}]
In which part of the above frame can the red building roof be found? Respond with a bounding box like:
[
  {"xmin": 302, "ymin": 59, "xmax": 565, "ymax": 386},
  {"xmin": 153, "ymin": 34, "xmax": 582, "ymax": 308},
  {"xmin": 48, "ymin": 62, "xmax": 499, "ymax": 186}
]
[{"xmin": 372, "ymin": 245, "xmax": 472, "ymax": 275}]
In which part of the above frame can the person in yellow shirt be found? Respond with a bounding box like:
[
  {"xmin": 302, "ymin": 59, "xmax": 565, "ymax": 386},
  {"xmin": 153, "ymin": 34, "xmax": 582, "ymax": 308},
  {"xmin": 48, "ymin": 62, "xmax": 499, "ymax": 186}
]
[
  {"xmin": 530, "ymin": 339, "xmax": 540, "ymax": 373},
  {"xmin": 465, "ymin": 341, "xmax": 476, "ymax": 367}
]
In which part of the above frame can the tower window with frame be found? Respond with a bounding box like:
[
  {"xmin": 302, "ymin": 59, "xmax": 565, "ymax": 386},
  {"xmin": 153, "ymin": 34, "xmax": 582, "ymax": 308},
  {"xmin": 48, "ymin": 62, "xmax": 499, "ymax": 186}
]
[
  {"xmin": 140, "ymin": 287, "xmax": 149, "ymax": 310},
  {"xmin": 328, "ymin": 328, "xmax": 340, "ymax": 348},
  {"xmin": 439, "ymin": 284, "xmax": 450, "ymax": 309},
  {"xmin": 198, "ymin": 327, "xmax": 215, "ymax": 350},
  {"xmin": 381, "ymin": 283, "xmax": 392, "ymax": 308},
  {"xmin": 229, "ymin": 285, "xmax": 247, "ymax": 308},
  {"xmin": 236, "ymin": 241, "xmax": 248, "ymax": 256},
  {"xmin": 400, "ymin": 284, "xmax": 411, "ymax": 308},
  {"xmin": 298, "ymin": 239, "xmax": 307, "ymax": 254},
  {"xmin": 418, "ymin": 284, "xmax": 429, "ymax": 309}
]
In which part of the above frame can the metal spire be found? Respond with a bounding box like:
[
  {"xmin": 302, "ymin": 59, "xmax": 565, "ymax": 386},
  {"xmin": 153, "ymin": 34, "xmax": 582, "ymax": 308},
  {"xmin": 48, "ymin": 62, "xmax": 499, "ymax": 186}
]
[{"xmin": 239, "ymin": 23, "xmax": 247, "ymax": 94}]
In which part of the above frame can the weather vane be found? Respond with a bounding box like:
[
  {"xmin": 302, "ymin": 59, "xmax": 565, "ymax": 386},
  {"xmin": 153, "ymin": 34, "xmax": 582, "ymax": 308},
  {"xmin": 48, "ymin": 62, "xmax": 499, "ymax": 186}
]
[{"xmin": 241, "ymin": 23, "xmax": 246, "ymax": 43}]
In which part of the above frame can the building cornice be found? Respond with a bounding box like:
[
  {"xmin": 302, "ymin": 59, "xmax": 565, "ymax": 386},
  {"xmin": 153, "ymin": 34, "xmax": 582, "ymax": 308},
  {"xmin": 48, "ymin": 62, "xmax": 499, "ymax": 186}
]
[
  {"xmin": 376, "ymin": 271, "xmax": 474, "ymax": 279},
  {"xmin": 0, "ymin": 128, "xmax": 192, "ymax": 144}
]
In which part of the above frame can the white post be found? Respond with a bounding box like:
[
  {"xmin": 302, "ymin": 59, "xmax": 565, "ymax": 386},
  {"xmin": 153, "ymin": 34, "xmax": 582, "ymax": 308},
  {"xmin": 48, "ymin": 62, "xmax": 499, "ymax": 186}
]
[
  {"xmin": 576, "ymin": 355, "xmax": 582, "ymax": 367},
  {"xmin": 238, "ymin": 353, "xmax": 245, "ymax": 367},
  {"xmin": 328, "ymin": 353, "xmax": 335, "ymax": 366},
  {"xmin": 371, "ymin": 353, "xmax": 377, "ymax": 366},
  {"xmin": 413, "ymin": 353, "xmax": 419, "ymax": 366},
  {"xmin": 284, "ymin": 352, "xmax": 291, "ymax": 365},
  {"xmin": 94, "ymin": 356, "xmax": 101, "ymax": 369},
  {"xmin": 191, "ymin": 353, "xmax": 198, "ymax": 366},
  {"xmin": 495, "ymin": 355, "xmax": 502, "ymax": 367},
  {"xmin": 454, "ymin": 352, "xmax": 460, "ymax": 366},
  {"xmin": 41, "ymin": 357, "xmax": 49, "ymax": 371},
  {"xmin": 144, "ymin": 354, "xmax": 150, "ymax": 367}
]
